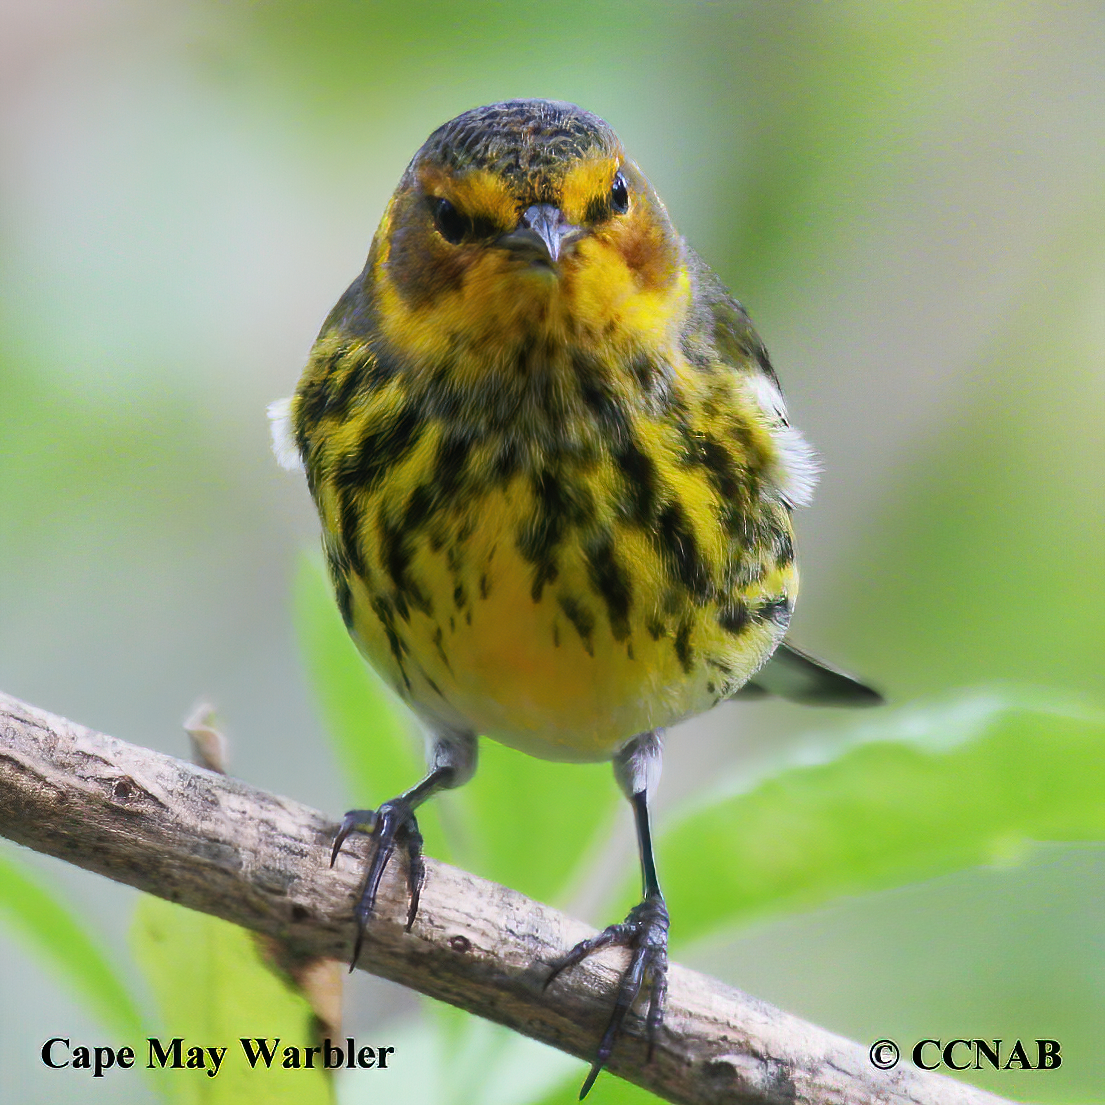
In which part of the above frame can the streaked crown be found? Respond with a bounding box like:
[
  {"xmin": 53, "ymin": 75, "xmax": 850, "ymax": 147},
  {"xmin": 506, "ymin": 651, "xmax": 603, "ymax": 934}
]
[{"xmin": 411, "ymin": 100, "xmax": 622, "ymax": 194}]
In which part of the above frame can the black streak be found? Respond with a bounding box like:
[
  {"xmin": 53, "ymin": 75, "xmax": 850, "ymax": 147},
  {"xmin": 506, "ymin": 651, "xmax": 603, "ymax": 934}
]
[
  {"xmin": 584, "ymin": 532, "xmax": 632, "ymax": 641},
  {"xmin": 775, "ymin": 530, "xmax": 795, "ymax": 567},
  {"xmin": 334, "ymin": 404, "xmax": 422, "ymax": 498},
  {"xmin": 558, "ymin": 594, "xmax": 595, "ymax": 655},
  {"xmin": 434, "ymin": 433, "xmax": 473, "ymax": 499},
  {"xmin": 517, "ymin": 468, "xmax": 579, "ymax": 601},
  {"xmin": 339, "ymin": 491, "xmax": 366, "ymax": 577},
  {"xmin": 335, "ymin": 577, "xmax": 354, "ymax": 629},
  {"xmin": 674, "ymin": 618, "xmax": 694, "ymax": 674},
  {"xmin": 718, "ymin": 601, "xmax": 750, "ymax": 636},
  {"xmin": 571, "ymin": 352, "xmax": 630, "ymax": 443},
  {"xmin": 380, "ymin": 512, "xmax": 432, "ymax": 621},
  {"xmin": 615, "ymin": 439, "xmax": 658, "ymax": 527},
  {"xmin": 370, "ymin": 595, "xmax": 410, "ymax": 691},
  {"xmin": 656, "ymin": 501, "xmax": 711, "ymax": 600}
]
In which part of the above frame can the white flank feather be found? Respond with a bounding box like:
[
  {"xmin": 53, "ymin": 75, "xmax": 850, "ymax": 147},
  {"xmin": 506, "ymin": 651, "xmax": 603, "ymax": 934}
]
[
  {"xmin": 267, "ymin": 396, "xmax": 303, "ymax": 473},
  {"xmin": 743, "ymin": 372, "xmax": 820, "ymax": 508},
  {"xmin": 771, "ymin": 423, "xmax": 820, "ymax": 507}
]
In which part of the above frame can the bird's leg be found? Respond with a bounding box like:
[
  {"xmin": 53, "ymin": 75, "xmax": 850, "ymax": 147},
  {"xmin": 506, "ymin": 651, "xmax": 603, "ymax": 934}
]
[
  {"xmin": 331, "ymin": 729, "xmax": 476, "ymax": 968},
  {"xmin": 546, "ymin": 731, "xmax": 668, "ymax": 1099}
]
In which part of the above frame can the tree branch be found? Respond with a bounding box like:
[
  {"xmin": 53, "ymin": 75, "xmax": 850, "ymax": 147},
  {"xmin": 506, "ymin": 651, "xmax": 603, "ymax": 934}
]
[{"xmin": 0, "ymin": 690, "xmax": 1013, "ymax": 1105}]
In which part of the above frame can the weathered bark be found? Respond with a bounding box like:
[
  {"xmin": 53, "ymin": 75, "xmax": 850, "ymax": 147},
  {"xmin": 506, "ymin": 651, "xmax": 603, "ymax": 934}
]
[{"xmin": 0, "ymin": 690, "xmax": 1013, "ymax": 1105}]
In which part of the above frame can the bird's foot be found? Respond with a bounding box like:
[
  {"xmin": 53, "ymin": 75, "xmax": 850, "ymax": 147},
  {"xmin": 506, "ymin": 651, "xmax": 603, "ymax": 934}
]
[
  {"xmin": 330, "ymin": 800, "xmax": 425, "ymax": 968},
  {"xmin": 545, "ymin": 894, "xmax": 669, "ymax": 1099}
]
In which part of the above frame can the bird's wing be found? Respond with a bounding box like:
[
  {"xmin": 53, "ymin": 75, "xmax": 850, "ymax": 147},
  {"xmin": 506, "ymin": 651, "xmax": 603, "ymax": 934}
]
[
  {"xmin": 732, "ymin": 641, "xmax": 883, "ymax": 706},
  {"xmin": 684, "ymin": 247, "xmax": 779, "ymax": 383},
  {"xmin": 683, "ymin": 248, "xmax": 819, "ymax": 508}
]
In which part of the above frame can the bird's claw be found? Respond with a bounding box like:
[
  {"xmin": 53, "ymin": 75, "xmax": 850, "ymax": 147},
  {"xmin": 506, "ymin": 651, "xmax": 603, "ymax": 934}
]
[
  {"xmin": 546, "ymin": 894, "xmax": 669, "ymax": 1099},
  {"xmin": 330, "ymin": 800, "xmax": 425, "ymax": 968}
]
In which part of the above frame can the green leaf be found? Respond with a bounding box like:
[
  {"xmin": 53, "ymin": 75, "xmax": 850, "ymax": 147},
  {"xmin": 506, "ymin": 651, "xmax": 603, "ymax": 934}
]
[
  {"xmin": 647, "ymin": 692, "xmax": 1105, "ymax": 949},
  {"xmin": 0, "ymin": 848, "xmax": 144, "ymax": 1038},
  {"xmin": 462, "ymin": 741, "xmax": 621, "ymax": 908},
  {"xmin": 824, "ymin": 188, "xmax": 1105, "ymax": 703},
  {"xmin": 132, "ymin": 896, "xmax": 332, "ymax": 1105},
  {"xmin": 292, "ymin": 552, "xmax": 447, "ymax": 856},
  {"xmin": 717, "ymin": 3, "xmax": 990, "ymax": 308},
  {"xmin": 335, "ymin": 1012, "xmax": 580, "ymax": 1105}
]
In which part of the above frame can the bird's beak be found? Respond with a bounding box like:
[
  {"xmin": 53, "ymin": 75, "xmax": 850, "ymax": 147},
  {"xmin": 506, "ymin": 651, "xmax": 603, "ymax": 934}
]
[{"xmin": 497, "ymin": 204, "xmax": 583, "ymax": 264}]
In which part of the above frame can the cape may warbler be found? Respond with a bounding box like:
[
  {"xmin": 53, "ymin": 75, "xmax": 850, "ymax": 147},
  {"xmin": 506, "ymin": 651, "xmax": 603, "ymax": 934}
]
[{"xmin": 271, "ymin": 99, "xmax": 880, "ymax": 1096}]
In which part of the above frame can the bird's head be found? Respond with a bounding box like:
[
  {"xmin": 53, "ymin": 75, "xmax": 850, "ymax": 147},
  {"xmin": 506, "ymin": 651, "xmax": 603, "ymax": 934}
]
[{"xmin": 365, "ymin": 100, "xmax": 690, "ymax": 367}]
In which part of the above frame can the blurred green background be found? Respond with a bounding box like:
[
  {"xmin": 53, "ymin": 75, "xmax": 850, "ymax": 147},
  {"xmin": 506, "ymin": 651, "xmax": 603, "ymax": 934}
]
[{"xmin": 1, "ymin": 1, "xmax": 1103, "ymax": 1103}]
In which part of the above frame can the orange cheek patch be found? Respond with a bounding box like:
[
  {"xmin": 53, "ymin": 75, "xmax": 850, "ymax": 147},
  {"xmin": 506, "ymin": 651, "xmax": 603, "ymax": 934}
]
[
  {"xmin": 565, "ymin": 232, "xmax": 689, "ymax": 351},
  {"xmin": 613, "ymin": 210, "xmax": 676, "ymax": 293}
]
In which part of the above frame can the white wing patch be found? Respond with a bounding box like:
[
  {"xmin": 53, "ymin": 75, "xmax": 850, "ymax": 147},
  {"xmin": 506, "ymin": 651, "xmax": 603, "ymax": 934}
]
[
  {"xmin": 267, "ymin": 396, "xmax": 304, "ymax": 473},
  {"xmin": 744, "ymin": 372, "xmax": 819, "ymax": 508}
]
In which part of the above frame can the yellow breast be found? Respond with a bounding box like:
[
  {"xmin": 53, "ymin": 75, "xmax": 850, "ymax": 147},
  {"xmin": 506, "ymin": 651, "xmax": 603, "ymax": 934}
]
[{"xmin": 318, "ymin": 360, "xmax": 797, "ymax": 763}]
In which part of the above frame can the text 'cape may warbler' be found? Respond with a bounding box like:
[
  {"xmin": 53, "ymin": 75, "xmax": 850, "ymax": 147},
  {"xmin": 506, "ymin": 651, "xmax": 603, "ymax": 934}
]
[{"xmin": 271, "ymin": 99, "xmax": 881, "ymax": 1098}]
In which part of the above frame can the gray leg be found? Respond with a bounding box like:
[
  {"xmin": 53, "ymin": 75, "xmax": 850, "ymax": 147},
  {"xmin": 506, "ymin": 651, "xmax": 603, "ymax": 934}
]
[
  {"xmin": 546, "ymin": 730, "xmax": 669, "ymax": 1099},
  {"xmin": 332, "ymin": 729, "xmax": 476, "ymax": 967}
]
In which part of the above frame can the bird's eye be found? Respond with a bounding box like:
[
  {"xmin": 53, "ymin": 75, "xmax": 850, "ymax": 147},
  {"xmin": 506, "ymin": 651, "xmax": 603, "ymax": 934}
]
[
  {"xmin": 610, "ymin": 171, "xmax": 630, "ymax": 214},
  {"xmin": 432, "ymin": 197, "xmax": 467, "ymax": 244}
]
